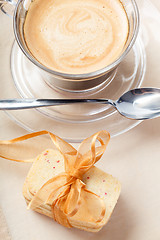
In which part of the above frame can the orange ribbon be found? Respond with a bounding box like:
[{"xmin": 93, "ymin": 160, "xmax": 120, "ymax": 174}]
[{"xmin": 0, "ymin": 130, "xmax": 110, "ymax": 228}]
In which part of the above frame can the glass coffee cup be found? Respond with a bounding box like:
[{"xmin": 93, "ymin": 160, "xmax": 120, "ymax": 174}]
[{"xmin": 0, "ymin": 0, "xmax": 139, "ymax": 92}]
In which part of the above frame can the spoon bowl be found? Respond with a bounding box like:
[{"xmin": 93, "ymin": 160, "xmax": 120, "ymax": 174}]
[{"xmin": 116, "ymin": 88, "xmax": 160, "ymax": 119}]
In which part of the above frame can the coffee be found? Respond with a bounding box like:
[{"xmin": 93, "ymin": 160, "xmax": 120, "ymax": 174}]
[{"xmin": 24, "ymin": 0, "xmax": 129, "ymax": 74}]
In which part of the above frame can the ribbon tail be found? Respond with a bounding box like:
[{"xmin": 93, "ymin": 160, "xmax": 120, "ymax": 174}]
[
  {"xmin": 71, "ymin": 188, "xmax": 106, "ymax": 224},
  {"xmin": 59, "ymin": 179, "xmax": 106, "ymax": 225},
  {"xmin": 83, "ymin": 189, "xmax": 106, "ymax": 223},
  {"xmin": 0, "ymin": 130, "xmax": 77, "ymax": 164},
  {"xmin": 52, "ymin": 198, "xmax": 72, "ymax": 228}
]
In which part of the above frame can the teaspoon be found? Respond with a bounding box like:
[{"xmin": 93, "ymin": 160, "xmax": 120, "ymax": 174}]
[{"xmin": 0, "ymin": 88, "xmax": 160, "ymax": 120}]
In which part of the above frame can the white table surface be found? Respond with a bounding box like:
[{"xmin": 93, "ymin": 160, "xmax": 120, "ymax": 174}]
[{"xmin": 0, "ymin": 1, "xmax": 160, "ymax": 239}]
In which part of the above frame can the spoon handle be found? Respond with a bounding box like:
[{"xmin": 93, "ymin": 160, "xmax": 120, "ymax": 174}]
[{"xmin": 0, "ymin": 98, "xmax": 114, "ymax": 110}]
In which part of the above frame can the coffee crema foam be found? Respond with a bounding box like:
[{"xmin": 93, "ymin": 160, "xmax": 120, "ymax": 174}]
[{"xmin": 24, "ymin": 0, "xmax": 129, "ymax": 74}]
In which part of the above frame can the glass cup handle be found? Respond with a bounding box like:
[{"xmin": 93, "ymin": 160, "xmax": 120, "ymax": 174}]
[{"xmin": 0, "ymin": 0, "xmax": 17, "ymax": 17}]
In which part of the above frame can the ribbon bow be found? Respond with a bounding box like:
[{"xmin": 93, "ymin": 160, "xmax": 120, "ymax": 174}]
[{"xmin": 0, "ymin": 130, "xmax": 110, "ymax": 228}]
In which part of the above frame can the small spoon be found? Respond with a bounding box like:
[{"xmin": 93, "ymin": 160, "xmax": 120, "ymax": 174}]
[{"xmin": 0, "ymin": 88, "xmax": 160, "ymax": 120}]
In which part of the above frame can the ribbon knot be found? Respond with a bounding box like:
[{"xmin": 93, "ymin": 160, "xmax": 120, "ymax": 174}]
[
  {"xmin": 0, "ymin": 130, "xmax": 110, "ymax": 228},
  {"xmin": 66, "ymin": 171, "xmax": 82, "ymax": 180}
]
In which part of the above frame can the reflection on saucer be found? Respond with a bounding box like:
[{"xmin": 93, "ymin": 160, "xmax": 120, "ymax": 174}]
[{"xmin": 8, "ymin": 35, "xmax": 146, "ymax": 142}]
